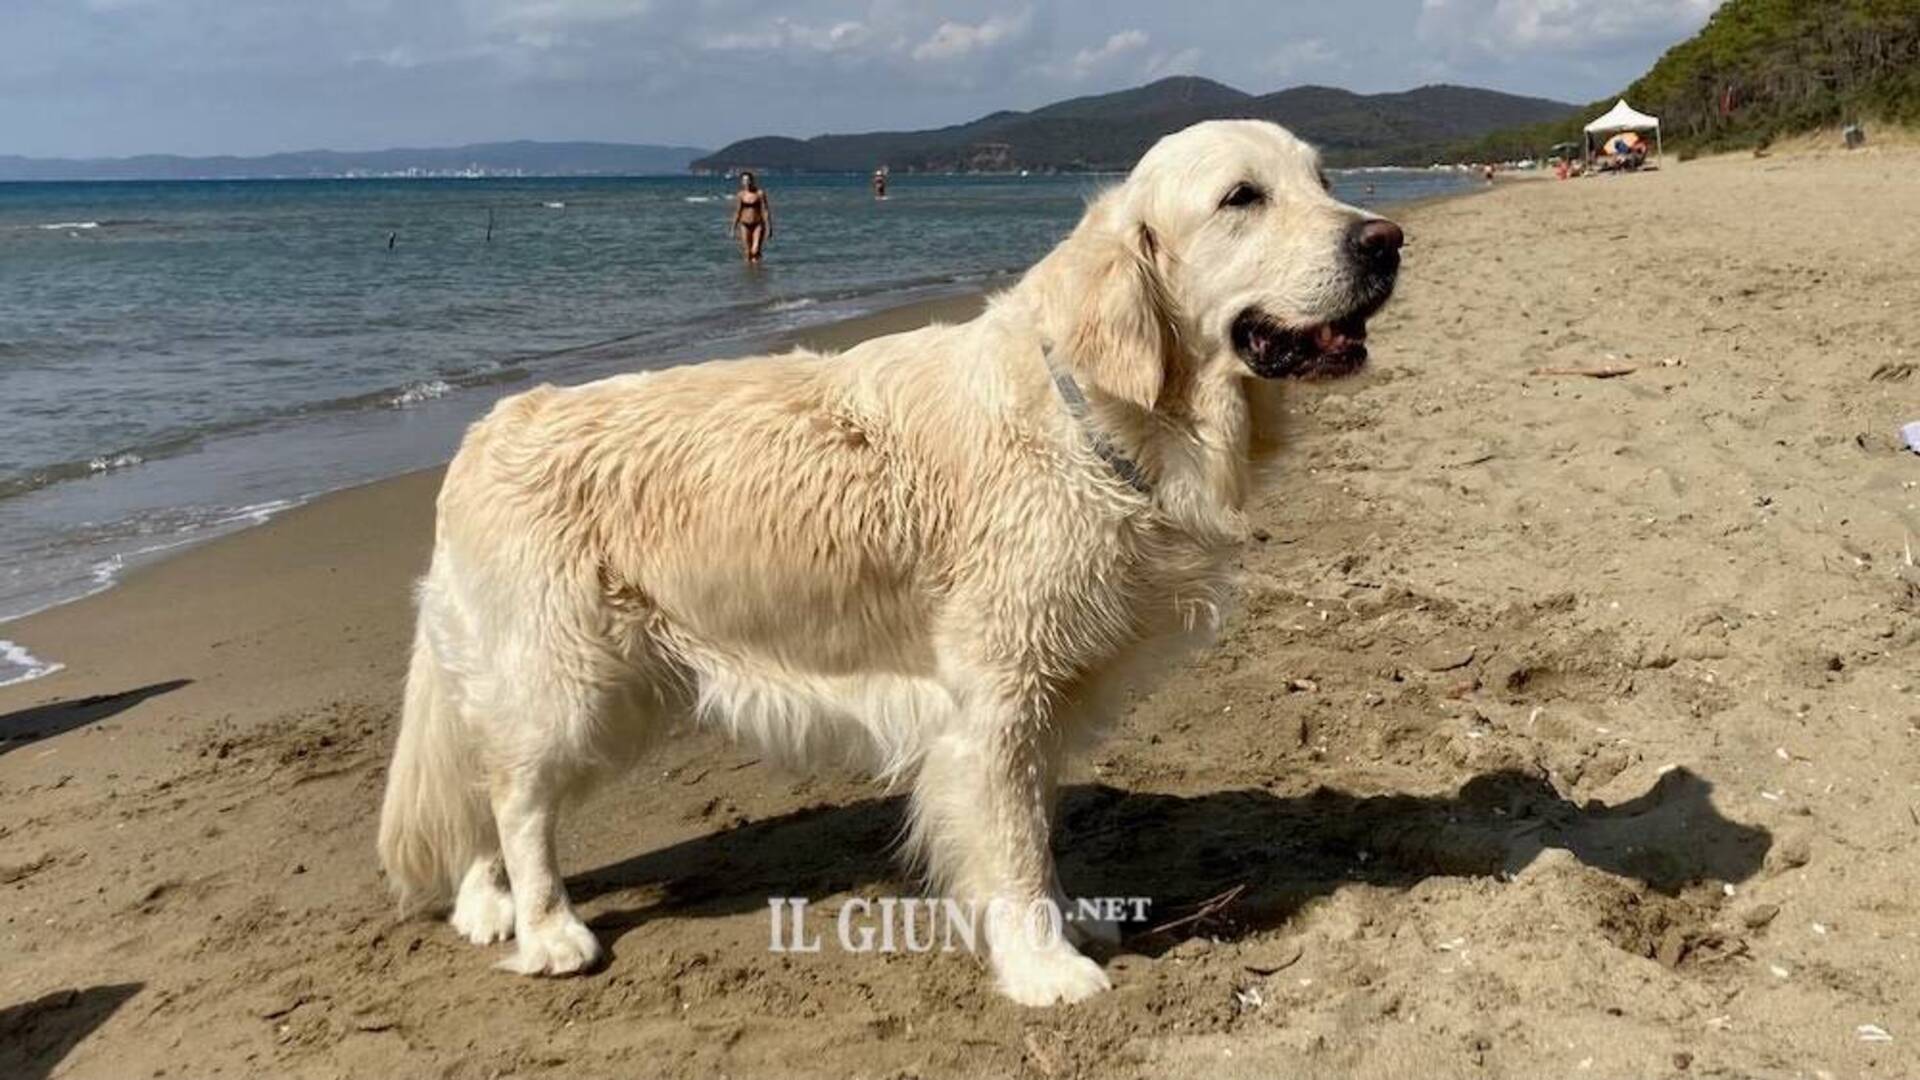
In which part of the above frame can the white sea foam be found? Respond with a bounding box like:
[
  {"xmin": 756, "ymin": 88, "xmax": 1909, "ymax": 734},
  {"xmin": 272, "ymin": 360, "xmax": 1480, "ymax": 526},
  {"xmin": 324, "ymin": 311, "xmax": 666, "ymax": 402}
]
[
  {"xmin": 87, "ymin": 452, "xmax": 144, "ymax": 474},
  {"xmin": 1, "ymin": 493, "xmax": 309, "ymax": 626},
  {"xmin": 683, "ymin": 195, "xmax": 717, "ymax": 203},
  {"xmin": 89, "ymin": 555, "xmax": 122, "ymax": 588},
  {"xmin": 0, "ymin": 639, "xmax": 64, "ymax": 688},
  {"xmin": 210, "ymin": 498, "xmax": 299, "ymax": 528},
  {"xmin": 542, "ymin": 201, "xmax": 566, "ymax": 209},
  {"xmin": 766, "ymin": 298, "xmax": 818, "ymax": 313},
  {"xmin": 389, "ymin": 379, "xmax": 453, "ymax": 407},
  {"xmin": 39, "ymin": 221, "xmax": 100, "ymax": 230}
]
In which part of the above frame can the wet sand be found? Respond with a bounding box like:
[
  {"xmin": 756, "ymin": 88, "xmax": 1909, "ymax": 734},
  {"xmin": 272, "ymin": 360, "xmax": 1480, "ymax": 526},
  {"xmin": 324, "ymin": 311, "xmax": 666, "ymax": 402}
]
[{"xmin": 4, "ymin": 150, "xmax": 1919, "ymax": 1078}]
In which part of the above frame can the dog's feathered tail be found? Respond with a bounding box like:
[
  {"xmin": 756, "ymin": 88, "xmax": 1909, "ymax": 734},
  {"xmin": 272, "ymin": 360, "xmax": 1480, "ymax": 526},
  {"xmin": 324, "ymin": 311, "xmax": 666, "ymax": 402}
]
[{"xmin": 377, "ymin": 590, "xmax": 488, "ymax": 915}]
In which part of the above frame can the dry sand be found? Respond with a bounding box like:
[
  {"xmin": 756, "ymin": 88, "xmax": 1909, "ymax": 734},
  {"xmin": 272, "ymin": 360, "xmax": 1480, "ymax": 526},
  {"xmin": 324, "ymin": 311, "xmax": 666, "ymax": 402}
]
[{"xmin": 4, "ymin": 150, "xmax": 1919, "ymax": 1080}]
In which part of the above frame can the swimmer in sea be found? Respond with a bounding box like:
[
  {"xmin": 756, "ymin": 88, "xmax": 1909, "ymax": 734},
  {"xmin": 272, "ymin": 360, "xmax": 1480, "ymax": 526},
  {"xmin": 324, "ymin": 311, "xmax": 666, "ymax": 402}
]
[{"xmin": 733, "ymin": 172, "xmax": 771, "ymax": 264}]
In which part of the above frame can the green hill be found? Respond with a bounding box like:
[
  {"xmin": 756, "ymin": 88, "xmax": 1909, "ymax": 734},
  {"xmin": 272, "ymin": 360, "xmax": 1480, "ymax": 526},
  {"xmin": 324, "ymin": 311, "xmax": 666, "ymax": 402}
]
[
  {"xmin": 692, "ymin": 77, "xmax": 1574, "ymax": 173},
  {"xmin": 1459, "ymin": 0, "xmax": 1920, "ymax": 161}
]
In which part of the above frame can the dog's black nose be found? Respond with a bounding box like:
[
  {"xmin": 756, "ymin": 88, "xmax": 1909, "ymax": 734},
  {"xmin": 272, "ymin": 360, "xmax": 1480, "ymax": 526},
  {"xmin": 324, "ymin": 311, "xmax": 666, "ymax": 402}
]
[{"xmin": 1350, "ymin": 218, "xmax": 1405, "ymax": 271}]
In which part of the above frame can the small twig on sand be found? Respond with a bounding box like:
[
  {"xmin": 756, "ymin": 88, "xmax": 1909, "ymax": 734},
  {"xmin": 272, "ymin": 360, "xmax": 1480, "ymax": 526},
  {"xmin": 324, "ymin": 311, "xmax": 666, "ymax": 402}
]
[
  {"xmin": 1529, "ymin": 365, "xmax": 1638, "ymax": 379},
  {"xmin": 1142, "ymin": 883, "xmax": 1247, "ymax": 939}
]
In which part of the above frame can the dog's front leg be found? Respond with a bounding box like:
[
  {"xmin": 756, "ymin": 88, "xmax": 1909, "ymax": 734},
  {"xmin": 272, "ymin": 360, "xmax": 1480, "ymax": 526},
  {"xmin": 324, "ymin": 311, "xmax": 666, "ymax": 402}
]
[{"xmin": 911, "ymin": 694, "xmax": 1110, "ymax": 1006}]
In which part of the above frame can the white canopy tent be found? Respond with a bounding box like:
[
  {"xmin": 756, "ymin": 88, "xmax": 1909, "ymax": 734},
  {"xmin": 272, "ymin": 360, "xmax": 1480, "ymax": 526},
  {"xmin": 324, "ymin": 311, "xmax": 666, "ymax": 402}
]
[{"xmin": 1584, "ymin": 99, "xmax": 1662, "ymax": 165}]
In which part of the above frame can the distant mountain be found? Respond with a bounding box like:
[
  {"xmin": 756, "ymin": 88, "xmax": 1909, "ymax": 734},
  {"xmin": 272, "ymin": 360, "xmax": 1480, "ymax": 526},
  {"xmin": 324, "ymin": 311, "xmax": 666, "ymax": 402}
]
[
  {"xmin": 1456, "ymin": 0, "xmax": 1920, "ymax": 161},
  {"xmin": 0, "ymin": 141, "xmax": 710, "ymax": 181},
  {"xmin": 691, "ymin": 77, "xmax": 1576, "ymax": 173}
]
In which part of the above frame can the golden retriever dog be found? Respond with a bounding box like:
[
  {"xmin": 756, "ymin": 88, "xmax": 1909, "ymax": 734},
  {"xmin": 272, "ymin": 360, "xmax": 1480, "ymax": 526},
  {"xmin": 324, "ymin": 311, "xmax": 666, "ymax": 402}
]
[{"xmin": 378, "ymin": 119, "xmax": 1402, "ymax": 1006}]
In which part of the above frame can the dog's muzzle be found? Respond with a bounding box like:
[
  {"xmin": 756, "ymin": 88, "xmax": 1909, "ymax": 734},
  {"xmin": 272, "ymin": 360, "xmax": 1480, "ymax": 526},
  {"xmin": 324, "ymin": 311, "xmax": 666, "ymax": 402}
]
[{"xmin": 1232, "ymin": 217, "xmax": 1404, "ymax": 380}]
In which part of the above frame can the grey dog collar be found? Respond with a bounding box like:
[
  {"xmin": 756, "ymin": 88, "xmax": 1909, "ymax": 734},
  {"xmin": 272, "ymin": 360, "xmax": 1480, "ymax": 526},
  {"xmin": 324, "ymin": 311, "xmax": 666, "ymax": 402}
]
[{"xmin": 1041, "ymin": 344, "xmax": 1152, "ymax": 496}]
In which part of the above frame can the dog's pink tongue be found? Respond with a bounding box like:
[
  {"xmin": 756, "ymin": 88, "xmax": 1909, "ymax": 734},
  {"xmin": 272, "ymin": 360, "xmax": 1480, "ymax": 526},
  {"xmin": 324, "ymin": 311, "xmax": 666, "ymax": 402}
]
[
  {"xmin": 1313, "ymin": 323, "xmax": 1346, "ymax": 351},
  {"xmin": 1314, "ymin": 319, "xmax": 1369, "ymax": 353}
]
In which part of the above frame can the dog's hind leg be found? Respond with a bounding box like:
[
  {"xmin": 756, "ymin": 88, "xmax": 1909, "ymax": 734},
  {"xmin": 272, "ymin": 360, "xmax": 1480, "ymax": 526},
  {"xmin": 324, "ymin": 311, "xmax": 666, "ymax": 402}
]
[
  {"xmin": 909, "ymin": 686, "xmax": 1110, "ymax": 1007},
  {"xmin": 449, "ymin": 851, "xmax": 514, "ymax": 945},
  {"xmin": 489, "ymin": 754, "xmax": 602, "ymax": 976},
  {"xmin": 474, "ymin": 657, "xmax": 621, "ymax": 977}
]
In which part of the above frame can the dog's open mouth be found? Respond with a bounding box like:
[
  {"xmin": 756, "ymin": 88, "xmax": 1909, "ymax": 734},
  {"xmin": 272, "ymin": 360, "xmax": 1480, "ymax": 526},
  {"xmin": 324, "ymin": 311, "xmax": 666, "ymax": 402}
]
[{"xmin": 1231, "ymin": 310, "xmax": 1373, "ymax": 379}]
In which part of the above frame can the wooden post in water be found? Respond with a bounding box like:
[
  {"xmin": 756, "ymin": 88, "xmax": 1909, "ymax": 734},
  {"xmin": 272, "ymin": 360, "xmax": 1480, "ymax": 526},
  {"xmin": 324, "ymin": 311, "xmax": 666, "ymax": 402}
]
[{"xmin": 486, "ymin": 208, "xmax": 494, "ymax": 243}]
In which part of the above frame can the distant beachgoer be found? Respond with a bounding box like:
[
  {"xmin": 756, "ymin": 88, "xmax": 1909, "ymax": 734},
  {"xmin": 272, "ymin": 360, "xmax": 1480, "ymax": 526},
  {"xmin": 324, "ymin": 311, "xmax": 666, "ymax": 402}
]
[
  {"xmin": 733, "ymin": 172, "xmax": 771, "ymax": 264},
  {"xmin": 872, "ymin": 168, "xmax": 888, "ymax": 200},
  {"xmin": 1483, "ymin": 163, "xmax": 1496, "ymax": 184}
]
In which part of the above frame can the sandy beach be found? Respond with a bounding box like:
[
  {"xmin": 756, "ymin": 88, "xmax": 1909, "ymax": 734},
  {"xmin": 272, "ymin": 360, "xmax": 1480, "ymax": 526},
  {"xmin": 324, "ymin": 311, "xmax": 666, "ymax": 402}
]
[{"xmin": 5, "ymin": 149, "xmax": 1919, "ymax": 1079}]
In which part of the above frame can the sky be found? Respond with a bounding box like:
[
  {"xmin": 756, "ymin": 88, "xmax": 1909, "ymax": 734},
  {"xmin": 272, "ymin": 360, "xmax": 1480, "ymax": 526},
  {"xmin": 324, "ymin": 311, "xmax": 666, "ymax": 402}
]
[{"xmin": 3, "ymin": 0, "xmax": 1724, "ymax": 159}]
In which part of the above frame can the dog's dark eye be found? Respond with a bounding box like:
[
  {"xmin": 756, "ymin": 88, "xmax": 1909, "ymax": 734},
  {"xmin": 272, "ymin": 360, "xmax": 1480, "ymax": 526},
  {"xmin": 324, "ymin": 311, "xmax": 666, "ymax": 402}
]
[{"xmin": 1220, "ymin": 182, "xmax": 1266, "ymax": 209}]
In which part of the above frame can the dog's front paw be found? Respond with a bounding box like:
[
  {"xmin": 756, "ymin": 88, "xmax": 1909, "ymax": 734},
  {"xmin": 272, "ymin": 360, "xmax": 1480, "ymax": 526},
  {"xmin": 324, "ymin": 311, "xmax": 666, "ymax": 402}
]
[
  {"xmin": 993, "ymin": 943, "xmax": 1112, "ymax": 1007},
  {"xmin": 497, "ymin": 916, "xmax": 602, "ymax": 976}
]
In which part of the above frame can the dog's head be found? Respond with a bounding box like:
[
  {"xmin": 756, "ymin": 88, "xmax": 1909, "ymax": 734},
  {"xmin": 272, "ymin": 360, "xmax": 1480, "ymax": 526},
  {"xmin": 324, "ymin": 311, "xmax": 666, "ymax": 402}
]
[{"xmin": 1053, "ymin": 120, "xmax": 1402, "ymax": 408}]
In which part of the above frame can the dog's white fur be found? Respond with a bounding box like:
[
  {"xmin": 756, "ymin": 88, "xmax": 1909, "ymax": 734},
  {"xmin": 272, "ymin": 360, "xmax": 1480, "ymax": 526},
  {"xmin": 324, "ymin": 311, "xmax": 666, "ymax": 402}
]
[{"xmin": 377, "ymin": 120, "xmax": 1390, "ymax": 1005}]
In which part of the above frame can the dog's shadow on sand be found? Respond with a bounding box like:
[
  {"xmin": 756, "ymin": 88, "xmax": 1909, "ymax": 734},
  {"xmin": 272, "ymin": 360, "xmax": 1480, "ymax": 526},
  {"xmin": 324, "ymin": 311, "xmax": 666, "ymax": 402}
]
[
  {"xmin": 0, "ymin": 983, "xmax": 142, "ymax": 1080},
  {"xmin": 572, "ymin": 767, "xmax": 1770, "ymax": 955}
]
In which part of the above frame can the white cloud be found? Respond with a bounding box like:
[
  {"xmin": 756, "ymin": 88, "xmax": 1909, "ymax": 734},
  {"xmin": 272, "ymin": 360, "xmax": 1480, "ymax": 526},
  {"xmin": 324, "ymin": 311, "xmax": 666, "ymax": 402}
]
[
  {"xmin": 703, "ymin": 18, "xmax": 871, "ymax": 53},
  {"xmin": 911, "ymin": 8, "xmax": 1032, "ymax": 62},
  {"xmin": 1064, "ymin": 29, "xmax": 1149, "ymax": 78},
  {"xmin": 1418, "ymin": 0, "xmax": 1722, "ymax": 56}
]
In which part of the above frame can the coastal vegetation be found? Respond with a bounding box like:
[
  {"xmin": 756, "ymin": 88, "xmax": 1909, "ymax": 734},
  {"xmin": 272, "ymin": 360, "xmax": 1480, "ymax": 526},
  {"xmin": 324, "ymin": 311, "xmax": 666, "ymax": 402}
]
[{"xmin": 1458, "ymin": 0, "xmax": 1920, "ymax": 161}]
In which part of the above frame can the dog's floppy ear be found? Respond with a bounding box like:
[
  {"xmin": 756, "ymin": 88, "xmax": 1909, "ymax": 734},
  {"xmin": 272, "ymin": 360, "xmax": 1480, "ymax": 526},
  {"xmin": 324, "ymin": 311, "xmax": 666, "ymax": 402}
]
[{"xmin": 1063, "ymin": 220, "xmax": 1177, "ymax": 412}]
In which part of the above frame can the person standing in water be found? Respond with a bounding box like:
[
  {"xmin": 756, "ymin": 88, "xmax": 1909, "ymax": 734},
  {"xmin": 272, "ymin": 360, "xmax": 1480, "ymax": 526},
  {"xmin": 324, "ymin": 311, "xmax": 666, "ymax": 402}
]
[
  {"xmin": 732, "ymin": 172, "xmax": 771, "ymax": 264},
  {"xmin": 872, "ymin": 167, "xmax": 888, "ymax": 200}
]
